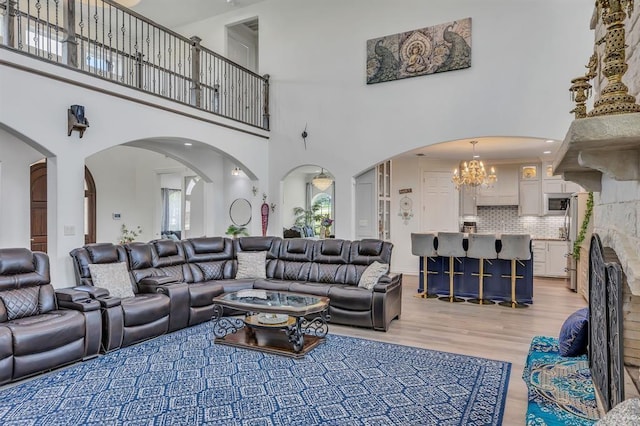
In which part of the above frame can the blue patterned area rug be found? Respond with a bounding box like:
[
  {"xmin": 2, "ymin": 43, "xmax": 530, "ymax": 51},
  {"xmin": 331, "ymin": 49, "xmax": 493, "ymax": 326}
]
[{"xmin": 0, "ymin": 322, "xmax": 511, "ymax": 425}]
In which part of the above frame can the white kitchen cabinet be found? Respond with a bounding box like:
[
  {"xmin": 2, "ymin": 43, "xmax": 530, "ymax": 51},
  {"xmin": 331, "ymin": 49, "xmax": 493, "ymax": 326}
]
[
  {"xmin": 459, "ymin": 189, "xmax": 477, "ymax": 216},
  {"xmin": 377, "ymin": 160, "xmax": 391, "ymax": 240},
  {"xmin": 475, "ymin": 164, "xmax": 518, "ymax": 206},
  {"xmin": 543, "ymin": 162, "xmax": 560, "ymax": 180},
  {"xmin": 542, "ymin": 179, "xmax": 582, "ymax": 194},
  {"xmin": 519, "ymin": 180, "xmax": 541, "ymax": 216},
  {"xmin": 533, "ymin": 240, "xmax": 569, "ymax": 277}
]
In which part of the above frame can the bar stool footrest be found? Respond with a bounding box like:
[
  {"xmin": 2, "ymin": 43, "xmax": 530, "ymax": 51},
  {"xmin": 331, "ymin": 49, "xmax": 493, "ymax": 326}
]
[
  {"xmin": 414, "ymin": 292, "xmax": 439, "ymax": 299},
  {"xmin": 468, "ymin": 298, "xmax": 495, "ymax": 305},
  {"xmin": 438, "ymin": 295, "xmax": 465, "ymax": 303},
  {"xmin": 498, "ymin": 300, "xmax": 529, "ymax": 309}
]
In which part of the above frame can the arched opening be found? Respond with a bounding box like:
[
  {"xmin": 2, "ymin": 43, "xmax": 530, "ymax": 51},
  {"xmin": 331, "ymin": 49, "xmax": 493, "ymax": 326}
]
[
  {"xmin": 30, "ymin": 161, "xmax": 97, "ymax": 251},
  {"xmin": 282, "ymin": 165, "xmax": 334, "ymax": 238}
]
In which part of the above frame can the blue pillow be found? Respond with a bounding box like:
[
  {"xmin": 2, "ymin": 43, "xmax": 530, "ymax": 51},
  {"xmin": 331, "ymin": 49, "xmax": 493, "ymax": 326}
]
[{"xmin": 558, "ymin": 307, "xmax": 589, "ymax": 357}]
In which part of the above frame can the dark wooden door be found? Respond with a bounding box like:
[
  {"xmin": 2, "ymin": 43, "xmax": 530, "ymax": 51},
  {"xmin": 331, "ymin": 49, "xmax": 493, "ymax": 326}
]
[
  {"xmin": 30, "ymin": 163, "xmax": 96, "ymax": 251},
  {"xmin": 85, "ymin": 167, "xmax": 96, "ymax": 244},
  {"xmin": 30, "ymin": 162, "xmax": 47, "ymax": 252}
]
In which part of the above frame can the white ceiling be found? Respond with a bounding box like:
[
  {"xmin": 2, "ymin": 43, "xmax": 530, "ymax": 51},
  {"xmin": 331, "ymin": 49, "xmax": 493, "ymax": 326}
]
[
  {"xmin": 130, "ymin": 0, "xmax": 266, "ymax": 28},
  {"xmin": 398, "ymin": 136, "xmax": 561, "ymax": 164}
]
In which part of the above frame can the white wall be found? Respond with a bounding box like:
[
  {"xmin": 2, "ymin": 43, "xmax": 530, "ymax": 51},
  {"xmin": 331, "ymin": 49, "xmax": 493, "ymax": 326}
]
[
  {"xmin": 282, "ymin": 172, "xmax": 307, "ymax": 228},
  {"xmin": 177, "ymin": 0, "xmax": 594, "ymax": 272},
  {"xmin": 87, "ymin": 146, "xmax": 191, "ymax": 243},
  {"xmin": 0, "ymin": 129, "xmax": 44, "ymax": 247}
]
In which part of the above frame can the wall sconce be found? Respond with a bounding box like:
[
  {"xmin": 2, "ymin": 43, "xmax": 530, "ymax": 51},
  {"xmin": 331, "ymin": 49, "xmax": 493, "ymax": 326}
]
[
  {"xmin": 68, "ymin": 105, "xmax": 89, "ymax": 138},
  {"xmin": 231, "ymin": 167, "xmax": 241, "ymax": 176}
]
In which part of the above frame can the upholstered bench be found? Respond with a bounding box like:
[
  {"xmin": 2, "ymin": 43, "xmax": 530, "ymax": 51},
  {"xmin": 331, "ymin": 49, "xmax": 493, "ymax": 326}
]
[{"xmin": 523, "ymin": 336, "xmax": 599, "ymax": 425}]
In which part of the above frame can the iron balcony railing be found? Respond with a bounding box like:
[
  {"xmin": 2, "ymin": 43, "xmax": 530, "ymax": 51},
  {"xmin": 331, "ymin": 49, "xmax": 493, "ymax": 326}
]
[{"xmin": 0, "ymin": 0, "xmax": 270, "ymax": 130}]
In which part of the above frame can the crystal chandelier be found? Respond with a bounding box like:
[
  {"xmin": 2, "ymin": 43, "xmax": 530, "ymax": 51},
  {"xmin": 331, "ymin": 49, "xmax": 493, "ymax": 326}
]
[
  {"xmin": 312, "ymin": 169, "xmax": 334, "ymax": 191},
  {"xmin": 452, "ymin": 141, "xmax": 497, "ymax": 190}
]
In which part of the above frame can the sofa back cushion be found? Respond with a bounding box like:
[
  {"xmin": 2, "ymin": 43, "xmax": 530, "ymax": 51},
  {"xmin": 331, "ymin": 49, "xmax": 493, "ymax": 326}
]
[
  {"xmin": 350, "ymin": 240, "xmax": 393, "ymax": 265},
  {"xmin": 234, "ymin": 237, "xmax": 281, "ymax": 278},
  {"xmin": 0, "ymin": 249, "xmax": 55, "ymax": 322},
  {"xmin": 269, "ymin": 239, "xmax": 314, "ymax": 281},
  {"xmin": 150, "ymin": 240, "xmax": 186, "ymax": 267},
  {"xmin": 184, "ymin": 237, "xmax": 234, "ymax": 262},
  {"xmin": 70, "ymin": 243, "xmax": 128, "ymax": 287},
  {"xmin": 313, "ymin": 239, "xmax": 350, "ymax": 264},
  {"xmin": 308, "ymin": 263, "xmax": 350, "ymax": 284},
  {"xmin": 127, "ymin": 242, "xmax": 191, "ymax": 286}
]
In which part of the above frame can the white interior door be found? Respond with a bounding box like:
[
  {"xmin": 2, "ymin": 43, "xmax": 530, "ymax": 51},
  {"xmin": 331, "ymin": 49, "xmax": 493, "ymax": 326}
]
[{"xmin": 422, "ymin": 171, "xmax": 458, "ymax": 232}]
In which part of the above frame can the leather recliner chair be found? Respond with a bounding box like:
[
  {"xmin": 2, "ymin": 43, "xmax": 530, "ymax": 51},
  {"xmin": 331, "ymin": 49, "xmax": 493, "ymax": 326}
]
[
  {"xmin": 69, "ymin": 243, "xmax": 178, "ymax": 352},
  {"xmin": 0, "ymin": 248, "xmax": 101, "ymax": 385}
]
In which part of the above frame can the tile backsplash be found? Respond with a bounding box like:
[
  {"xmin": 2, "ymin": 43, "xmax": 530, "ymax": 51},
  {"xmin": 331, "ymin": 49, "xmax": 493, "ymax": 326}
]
[{"xmin": 463, "ymin": 206, "xmax": 566, "ymax": 239}]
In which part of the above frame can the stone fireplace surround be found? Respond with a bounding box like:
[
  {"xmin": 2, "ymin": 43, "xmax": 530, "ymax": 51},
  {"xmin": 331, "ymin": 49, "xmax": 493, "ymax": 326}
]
[
  {"xmin": 552, "ymin": 5, "xmax": 640, "ymax": 406},
  {"xmin": 555, "ymin": 113, "xmax": 640, "ymax": 404}
]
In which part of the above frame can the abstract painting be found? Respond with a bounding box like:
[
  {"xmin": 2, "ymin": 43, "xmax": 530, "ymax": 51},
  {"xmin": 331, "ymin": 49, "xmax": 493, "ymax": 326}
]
[{"xmin": 366, "ymin": 18, "xmax": 472, "ymax": 84}]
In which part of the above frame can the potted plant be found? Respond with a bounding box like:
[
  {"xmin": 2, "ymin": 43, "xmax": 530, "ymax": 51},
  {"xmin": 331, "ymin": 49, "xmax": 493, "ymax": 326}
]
[
  {"xmin": 119, "ymin": 224, "xmax": 142, "ymax": 244},
  {"xmin": 226, "ymin": 224, "xmax": 249, "ymax": 238}
]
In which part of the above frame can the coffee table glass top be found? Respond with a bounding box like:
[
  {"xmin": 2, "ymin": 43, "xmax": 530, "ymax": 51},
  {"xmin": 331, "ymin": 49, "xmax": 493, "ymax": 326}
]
[{"xmin": 215, "ymin": 289, "xmax": 329, "ymax": 315}]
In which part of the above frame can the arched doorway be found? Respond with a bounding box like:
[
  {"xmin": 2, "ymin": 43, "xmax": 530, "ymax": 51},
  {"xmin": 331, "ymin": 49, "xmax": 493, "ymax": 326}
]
[{"xmin": 30, "ymin": 161, "xmax": 97, "ymax": 251}]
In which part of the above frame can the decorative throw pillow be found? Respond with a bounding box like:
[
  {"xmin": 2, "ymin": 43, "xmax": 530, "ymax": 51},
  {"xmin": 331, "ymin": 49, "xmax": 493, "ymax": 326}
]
[
  {"xmin": 358, "ymin": 261, "xmax": 389, "ymax": 290},
  {"xmin": 558, "ymin": 307, "xmax": 589, "ymax": 357},
  {"xmin": 236, "ymin": 251, "xmax": 267, "ymax": 279},
  {"xmin": 88, "ymin": 262, "xmax": 135, "ymax": 299}
]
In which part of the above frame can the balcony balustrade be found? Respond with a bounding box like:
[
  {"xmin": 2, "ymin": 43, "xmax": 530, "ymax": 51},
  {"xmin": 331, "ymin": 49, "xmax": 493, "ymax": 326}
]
[{"xmin": 0, "ymin": 0, "xmax": 269, "ymax": 130}]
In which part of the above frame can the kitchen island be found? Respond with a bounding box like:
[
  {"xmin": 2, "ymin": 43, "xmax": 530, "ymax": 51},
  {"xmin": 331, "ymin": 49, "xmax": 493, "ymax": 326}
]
[{"xmin": 414, "ymin": 233, "xmax": 534, "ymax": 304}]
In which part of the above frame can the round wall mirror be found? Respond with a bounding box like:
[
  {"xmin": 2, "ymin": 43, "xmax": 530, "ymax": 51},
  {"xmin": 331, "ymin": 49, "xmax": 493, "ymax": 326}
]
[{"xmin": 230, "ymin": 198, "xmax": 252, "ymax": 226}]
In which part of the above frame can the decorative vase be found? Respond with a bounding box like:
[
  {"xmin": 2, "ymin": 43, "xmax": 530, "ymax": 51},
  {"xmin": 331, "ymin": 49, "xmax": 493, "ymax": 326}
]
[{"xmin": 325, "ymin": 227, "xmax": 331, "ymax": 238}]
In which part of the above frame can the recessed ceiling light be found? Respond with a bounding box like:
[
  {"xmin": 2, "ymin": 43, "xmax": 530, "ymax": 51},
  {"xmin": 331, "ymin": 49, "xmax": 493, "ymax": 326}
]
[
  {"xmin": 473, "ymin": 155, "xmax": 480, "ymax": 158},
  {"xmin": 184, "ymin": 142, "xmax": 192, "ymax": 146},
  {"xmin": 545, "ymin": 139, "xmax": 554, "ymax": 143},
  {"xmin": 543, "ymin": 150, "xmax": 551, "ymax": 154}
]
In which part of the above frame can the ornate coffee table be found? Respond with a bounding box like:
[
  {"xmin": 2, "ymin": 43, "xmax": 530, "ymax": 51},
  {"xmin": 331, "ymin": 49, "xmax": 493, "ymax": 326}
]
[{"xmin": 211, "ymin": 289, "xmax": 330, "ymax": 358}]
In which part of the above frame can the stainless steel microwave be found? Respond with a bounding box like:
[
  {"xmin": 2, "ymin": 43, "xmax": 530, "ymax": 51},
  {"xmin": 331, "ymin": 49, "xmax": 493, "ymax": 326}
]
[{"xmin": 544, "ymin": 193, "xmax": 570, "ymax": 215}]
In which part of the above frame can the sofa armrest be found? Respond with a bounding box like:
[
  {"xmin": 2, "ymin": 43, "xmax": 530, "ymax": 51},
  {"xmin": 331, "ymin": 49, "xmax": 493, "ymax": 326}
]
[
  {"xmin": 138, "ymin": 280, "xmax": 190, "ymax": 332},
  {"xmin": 55, "ymin": 288, "xmax": 101, "ymax": 312},
  {"xmin": 73, "ymin": 285, "xmax": 110, "ymax": 299},
  {"xmin": 373, "ymin": 273, "xmax": 402, "ymax": 293},
  {"xmin": 372, "ymin": 273, "xmax": 403, "ymax": 331},
  {"xmin": 139, "ymin": 276, "xmax": 181, "ymax": 287}
]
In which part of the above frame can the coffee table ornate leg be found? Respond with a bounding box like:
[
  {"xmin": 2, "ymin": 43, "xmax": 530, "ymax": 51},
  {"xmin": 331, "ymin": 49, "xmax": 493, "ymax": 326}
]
[
  {"xmin": 286, "ymin": 317, "xmax": 305, "ymax": 353},
  {"xmin": 211, "ymin": 304, "xmax": 244, "ymax": 338},
  {"xmin": 302, "ymin": 308, "xmax": 330, "ymax": 338}
]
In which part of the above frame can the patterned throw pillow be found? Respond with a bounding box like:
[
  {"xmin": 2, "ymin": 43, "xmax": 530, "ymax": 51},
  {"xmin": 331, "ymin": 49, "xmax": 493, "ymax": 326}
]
[
  {"xmin": 358, "ymin": 261, "xmax": 389, "ymax": 290},
  {"xmin": 88, "ymin": 262, "xmax": 135, "ymax": 299},
  {"xmin": 236, "ymin": 251, "xmax": 267, "ymax": 279},
  {"xmin": 558, "ymin": 307, "xmax": 589, "ymax": 357}
]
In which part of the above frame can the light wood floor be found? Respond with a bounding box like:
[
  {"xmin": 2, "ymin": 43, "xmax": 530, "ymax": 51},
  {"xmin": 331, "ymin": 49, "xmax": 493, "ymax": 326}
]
[{"xmin": 330, "ymin": 274, "xmax": 588, "ymax": 425}]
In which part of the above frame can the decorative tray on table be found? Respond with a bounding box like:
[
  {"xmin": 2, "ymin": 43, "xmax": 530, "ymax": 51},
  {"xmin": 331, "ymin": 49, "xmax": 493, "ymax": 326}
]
[{"xmin": 256, "ymin": 313, "xmax": 289, "ymax": 325}]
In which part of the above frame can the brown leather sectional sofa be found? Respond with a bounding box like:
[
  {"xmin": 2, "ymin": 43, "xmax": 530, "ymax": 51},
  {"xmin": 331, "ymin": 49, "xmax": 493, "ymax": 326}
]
[
  {"xmin": 0, "ymin": 237, "xmax": 402, "ymax": 385},
  {"xmin": 71, "ymin": 237, "xmax": 402, "ymax": 348}
]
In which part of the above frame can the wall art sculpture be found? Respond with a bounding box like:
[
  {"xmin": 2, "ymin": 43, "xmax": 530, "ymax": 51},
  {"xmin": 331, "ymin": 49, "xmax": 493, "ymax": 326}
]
[{"xmin": 366, "ymin": 18, "xmax": 471, "ymax": 84}]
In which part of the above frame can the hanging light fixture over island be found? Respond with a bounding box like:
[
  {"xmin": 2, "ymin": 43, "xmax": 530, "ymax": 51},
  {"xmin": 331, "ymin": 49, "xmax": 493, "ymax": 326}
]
[{"xmin": 452, "ymin": 140, "xmax": 497, "ymax": 190}]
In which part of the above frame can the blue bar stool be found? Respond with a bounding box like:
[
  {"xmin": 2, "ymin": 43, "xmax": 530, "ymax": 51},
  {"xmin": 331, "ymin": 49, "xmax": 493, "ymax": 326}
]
[
  {"xmin": 411, "ymin": 233, "xmax": 439, "ymax": 298},
  {"xmin": 498, "ymin": 234, "xmax": 532, "ymax": 309},
  {"xmin": 436, "ymin": 232, "xmax": 466, "ymax": 303},
  {"xmin": 467, "ymin": 234, "xmax": 497, "ymax": 305}
]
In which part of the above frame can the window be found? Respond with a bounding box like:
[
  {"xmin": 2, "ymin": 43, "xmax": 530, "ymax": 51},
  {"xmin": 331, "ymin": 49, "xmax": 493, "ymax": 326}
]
[
  {"xmin": 161, "ymin": 188, "xmax": 182, "ymax": 232},
  {"xmin": 311, "ymin": 193, "xmax": 332, "ymax": 235},
  {"xmin": 183, "ymin": 176, "xmax": 200, "ymax": 231}
]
